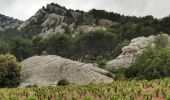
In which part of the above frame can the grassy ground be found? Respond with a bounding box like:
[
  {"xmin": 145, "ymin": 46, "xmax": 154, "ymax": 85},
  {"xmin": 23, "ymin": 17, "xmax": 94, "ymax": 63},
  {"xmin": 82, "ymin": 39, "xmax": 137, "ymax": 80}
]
[{"xmin": 1, "ymin": 78, "xmax": 170, "ymax": 100}]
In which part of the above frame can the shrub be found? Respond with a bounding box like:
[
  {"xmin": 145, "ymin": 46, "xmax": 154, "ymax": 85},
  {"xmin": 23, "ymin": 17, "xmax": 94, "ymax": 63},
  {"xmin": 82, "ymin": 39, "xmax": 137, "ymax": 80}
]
[
  {"xmin": 154, "ymin": 34, "xmax": 168, "ymax": 49},
  {"xmin": 0, "ymin": 54, "xmax": 21, "ymax": 87},
  {"xmin": 96, "ymin": 56, "xmax": 106, "ymax": 68},
  {"xmin": 111, "ymin": 67, "xmax": 127, "ymax": 80},
  {"xmin": 125, "ymin": 47, "xmax": 170, "ymax": 80},
  {"xmin": 57, "ymin": 79, "xmax": 70, "ymax": 86}
]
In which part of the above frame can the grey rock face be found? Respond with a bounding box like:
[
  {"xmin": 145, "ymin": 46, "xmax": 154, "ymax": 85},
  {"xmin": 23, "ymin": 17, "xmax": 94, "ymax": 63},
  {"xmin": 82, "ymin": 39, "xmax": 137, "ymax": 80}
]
[
  {"xmin": 98, "ymin": 19, "xmax": 113, "ymax": 28},
  {"xmin": 20, "ymin": 55, "xmax": 113, "ymax": 87},
  {"xmin": 41, "ymin": 13, "xmax": 65, "ymax": 27},
  {"xmin": 0, "ymin": 14, "xmax": 21, "ymax": 31},
  {"xmin": 106, "ymin": 35, "xmax": 157, "ymax": 69},
  {"xmin": 17, "ymin": 3, "xmax": 113, "ymax": 38},
  {"xmin": 75, "ymin": 25, "xmax": 107, "ymax": 33},
  {"xmin": 18, "ymin": 4, "xmax": 78, "ymax": 37}
]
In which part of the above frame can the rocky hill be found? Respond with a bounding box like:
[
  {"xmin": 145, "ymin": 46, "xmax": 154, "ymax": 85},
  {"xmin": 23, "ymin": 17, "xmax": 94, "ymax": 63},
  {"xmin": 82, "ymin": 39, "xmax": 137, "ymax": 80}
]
[
  {"xmin": 17, "ymin": 3, "xmax": 115, "ymax": 38},
  {"xmin": 20, "ymin": 55, "xmax": 113, "ymax": 87},
  {"xmin": 0, "ymin": 14, "xmax": 21, "ymax": 31}
]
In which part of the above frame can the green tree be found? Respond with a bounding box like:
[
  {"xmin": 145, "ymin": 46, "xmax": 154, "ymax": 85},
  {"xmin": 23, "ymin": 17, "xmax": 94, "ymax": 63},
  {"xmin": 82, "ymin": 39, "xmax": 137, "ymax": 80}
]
[
  {"xmin": 32, "ymin": 36, "xmax": 46, "ymax": 55},
  {"xmin": 46, "ymin": 34, "xmax": 71, "ymax": 57},
  {"xmin": 0, "ymin": 40, "xmax": 9, "ymax": 54},
  {"xmin": 74, "ymin": 31, "xmax": 118, "ymax": 61},
  {"xmin": 10, "ymin": 38, "xmax": 33, "ymax": 61}
]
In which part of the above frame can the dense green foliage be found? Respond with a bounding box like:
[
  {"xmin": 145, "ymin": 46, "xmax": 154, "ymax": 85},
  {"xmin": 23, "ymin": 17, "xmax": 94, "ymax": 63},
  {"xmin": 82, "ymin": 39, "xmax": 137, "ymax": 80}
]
[
  {"xmin": 32, "ymin": 31, "xmax": 126, "ymax": 62},
  {"xmin": 57, "ymin": 79, "xmax": 70, "ymax": 86},
  {"xmin": 125, "ymin": 47, "xmax": 170, "ymax": 80},
  {"xmin": 0, "ymin": 54, "xmax": 21, "ymax": 87}
]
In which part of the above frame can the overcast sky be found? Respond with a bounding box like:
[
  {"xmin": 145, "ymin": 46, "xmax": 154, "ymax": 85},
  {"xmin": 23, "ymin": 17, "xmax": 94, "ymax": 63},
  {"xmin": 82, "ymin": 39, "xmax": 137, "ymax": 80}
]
[{"xmin": 0, "ymin": 0, "xmax": 170, "ymax": 20}]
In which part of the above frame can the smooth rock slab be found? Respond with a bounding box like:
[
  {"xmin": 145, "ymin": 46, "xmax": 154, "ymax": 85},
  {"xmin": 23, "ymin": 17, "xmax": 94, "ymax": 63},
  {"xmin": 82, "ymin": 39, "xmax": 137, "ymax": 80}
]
[{"xmin": 20, "ymin": 55, "xmax": 113, "ymax": 87}]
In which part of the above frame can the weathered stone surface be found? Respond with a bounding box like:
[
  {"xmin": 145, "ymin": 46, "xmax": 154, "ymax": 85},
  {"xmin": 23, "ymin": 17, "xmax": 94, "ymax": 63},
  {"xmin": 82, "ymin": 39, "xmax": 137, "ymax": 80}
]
[
  {"xmin": 75, "ymin": 25, "xmax": 107, "ymax": 33},
  {"xmin": 41, "ymin": 13, "xmax": 65, "ymax": 27},
  {"xmin": 17, "ymin": 3, "xmax": 113, "ymax": 38},
  {"xmin": 98, "ymin": 19, "xmax": 113, "ymax": 28},
  {"xmin": 106, "ymin": 35, "xmax": 157, "ymax": 69},
  {"xmin": 0, "ymin": 14, "xmax": 21, "ymax": 31},
  {"xmin": 20, "ymin": 55, "xmax": 113, "ymax": 87},
  {"xmin": 18, "ymin": 9, "xmax": 48, "ymax": 31}
]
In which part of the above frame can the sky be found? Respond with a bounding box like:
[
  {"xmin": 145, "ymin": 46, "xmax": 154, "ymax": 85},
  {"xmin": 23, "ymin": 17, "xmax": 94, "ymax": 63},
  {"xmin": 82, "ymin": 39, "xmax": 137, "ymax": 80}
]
[{"xmin": 0, "ymin": 0, "xmax": 170, "ymax": 20}]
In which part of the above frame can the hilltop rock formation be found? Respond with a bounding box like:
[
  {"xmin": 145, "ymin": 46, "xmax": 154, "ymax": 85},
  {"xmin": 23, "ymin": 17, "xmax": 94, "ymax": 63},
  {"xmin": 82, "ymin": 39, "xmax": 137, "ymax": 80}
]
[
  {"xmin": 17, "ymin": 3, "xmax": 113, "ymax": 38},
  {"xmin": 20, "ymin": 55, "xmax": 113, "ymax": 87},
  {"xmin": 0, "ymin": 14, "xmax": 21, "ymax": 31},
  {"xmin": 106, "ymin": 34, "xmax": 170, "ymax": 69}
]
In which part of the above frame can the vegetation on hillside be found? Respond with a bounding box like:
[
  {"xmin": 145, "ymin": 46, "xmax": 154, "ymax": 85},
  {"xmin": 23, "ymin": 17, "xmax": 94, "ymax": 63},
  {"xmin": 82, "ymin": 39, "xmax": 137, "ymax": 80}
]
[{"xmin": 0, "ymin": 9, "xmax": 170, "ymax": 63}]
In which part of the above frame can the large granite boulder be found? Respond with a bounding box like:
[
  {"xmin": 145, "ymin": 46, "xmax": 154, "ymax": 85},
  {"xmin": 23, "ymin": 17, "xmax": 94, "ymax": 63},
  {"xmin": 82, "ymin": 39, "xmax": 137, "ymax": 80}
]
[
  {"xmin": 106, "ymin": 35, "xmax": 158, "ymax": 69},
  {"xmin": 20, "ymin": 55, "xmax": 113, "ymax": 87}
]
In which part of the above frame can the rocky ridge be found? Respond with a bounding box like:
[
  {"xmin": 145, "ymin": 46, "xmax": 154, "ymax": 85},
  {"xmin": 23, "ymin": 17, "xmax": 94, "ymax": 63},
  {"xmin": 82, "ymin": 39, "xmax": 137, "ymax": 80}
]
[
  {"xmin": 20, "ymin": 55, "xmax": 113, "ymax": 87},
  {"xmin": 0, "ymin": 14, "xmax": 21, "ymax": 31},
  {"xmin": 17, "ymin": 3, "xmax": 113, "ymax": 38}
]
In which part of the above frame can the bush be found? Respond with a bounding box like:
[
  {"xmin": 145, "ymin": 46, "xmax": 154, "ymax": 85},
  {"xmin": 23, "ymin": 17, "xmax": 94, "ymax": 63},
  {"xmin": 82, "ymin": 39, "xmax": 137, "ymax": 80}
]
[
  {"xmin": 154, "ymin": 34, "xmax": 168, "ymax": 49},
  {"xmin": 110, "ymin": 67, "xmax": 127, "ymax": 80},
  {"xmin": 96, "ymin": 56, "xmax": 106, "ymax": 68},
  {"xmin": 0, "ymin": 54, "xmax": 21, "ymax": 87},
  {"xmin": 57, "ymin": 79, "xmax": 70, "ymax": 86},
  {"xmin": 125, "ymin": 47, "xmax": 170, "ymax": 80}
]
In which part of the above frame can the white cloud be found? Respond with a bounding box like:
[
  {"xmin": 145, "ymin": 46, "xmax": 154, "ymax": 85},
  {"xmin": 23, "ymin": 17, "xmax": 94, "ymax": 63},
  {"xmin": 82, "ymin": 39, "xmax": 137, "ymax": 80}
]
[{"xmin": 0, "ymin": 0, "xmax": 170, "ymax": 20}]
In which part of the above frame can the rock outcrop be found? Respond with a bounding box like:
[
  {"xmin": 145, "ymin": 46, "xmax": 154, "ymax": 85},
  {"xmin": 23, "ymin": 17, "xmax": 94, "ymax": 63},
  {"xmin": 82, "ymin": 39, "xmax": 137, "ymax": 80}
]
[
  {"xmin": 75, "ymin": 25, "xmax": 107, "ymax": 33},
  {"xmin": 20, "ymin": 55, "xmax": 113, "ymax": 87},
  {"xmin": 0, "ymin": 14, "xmax": 21, "ymax": 31},
  {"xmin": 106, "ymin": 35, "xmax": 160, "ymax": 69},
  {"xmin": 17, "ymin": 3, "xmax": 113, "ymax": 38}
]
